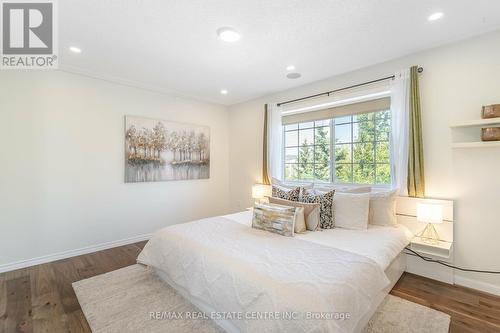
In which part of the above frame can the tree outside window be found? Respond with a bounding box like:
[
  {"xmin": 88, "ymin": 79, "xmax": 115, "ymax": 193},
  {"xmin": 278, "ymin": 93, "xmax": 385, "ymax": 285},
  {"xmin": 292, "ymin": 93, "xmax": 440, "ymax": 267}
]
[{"xmin": 284, "ymin": 110, "xmax": 391, "ymax": 185}]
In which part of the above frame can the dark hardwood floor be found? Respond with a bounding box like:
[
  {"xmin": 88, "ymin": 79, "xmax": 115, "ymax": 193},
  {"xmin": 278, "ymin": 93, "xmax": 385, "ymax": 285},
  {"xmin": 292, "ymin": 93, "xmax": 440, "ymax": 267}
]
[
  {"xmin": 391, "ymin": 272, "xmax": 500, "ymax": 333},
  {"xmin": 0, "ymin": 241, "xmax": 147, "ymax": 333},
  {"xmin": 1, "ymin": 242, "xmax": 499, "ymax": 333}
]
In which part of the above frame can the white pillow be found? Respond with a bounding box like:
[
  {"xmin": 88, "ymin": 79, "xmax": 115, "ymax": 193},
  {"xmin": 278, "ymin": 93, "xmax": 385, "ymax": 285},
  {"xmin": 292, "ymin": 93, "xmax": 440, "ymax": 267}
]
[
  {"xmin": 333, "ymin": 193, "xmax": 370, "ymax": 230},
  {"xmin": 369, "ymin": 190, "xmax": 398, "ymax": 226}
]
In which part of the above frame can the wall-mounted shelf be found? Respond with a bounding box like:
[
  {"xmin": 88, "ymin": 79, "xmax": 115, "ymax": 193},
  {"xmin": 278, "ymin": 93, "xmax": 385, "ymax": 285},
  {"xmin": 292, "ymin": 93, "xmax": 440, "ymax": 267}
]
[
  {"xmin": 452, "ymin": 141, "xmax": 500, "ymax": 149},
  {"xmin": 450, "ymin": 117, "xmax": 500, "ymax": 148},
  {"xmin": 410, "ymin": 236, "xmax": 453, "ymax": 260},
  {"xmin": 450, "ymin": 118, "xmax": 500, "ymax": 128}
]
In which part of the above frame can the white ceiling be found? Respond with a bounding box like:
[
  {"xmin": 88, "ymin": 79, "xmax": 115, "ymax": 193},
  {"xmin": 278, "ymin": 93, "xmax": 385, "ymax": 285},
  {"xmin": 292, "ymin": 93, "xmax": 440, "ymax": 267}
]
[{"xmin": 60, "ymin": 0, "xmax": 500, "ymax": 105}]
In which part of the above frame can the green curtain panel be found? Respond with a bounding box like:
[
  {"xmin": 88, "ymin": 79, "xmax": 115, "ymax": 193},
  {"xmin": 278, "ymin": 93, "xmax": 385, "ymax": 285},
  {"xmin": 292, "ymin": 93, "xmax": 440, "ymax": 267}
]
[
  {"xmin": 262, "ymin": 104, "xmax": 271, "ymax": 185},
  {"xmin": 407, "ymin": 66, "xmax": 425, "ymax": 197}
]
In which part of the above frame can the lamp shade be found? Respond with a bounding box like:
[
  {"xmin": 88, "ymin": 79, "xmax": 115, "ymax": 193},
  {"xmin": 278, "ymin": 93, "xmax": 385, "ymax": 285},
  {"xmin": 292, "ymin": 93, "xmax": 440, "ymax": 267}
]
[
  {"xmin": 416, "ymin": 203, "xmax": 443, "ymax": 224},
  {"xmin": 252, "ymin": 184, "xmax": 272, "ymax": 199}
]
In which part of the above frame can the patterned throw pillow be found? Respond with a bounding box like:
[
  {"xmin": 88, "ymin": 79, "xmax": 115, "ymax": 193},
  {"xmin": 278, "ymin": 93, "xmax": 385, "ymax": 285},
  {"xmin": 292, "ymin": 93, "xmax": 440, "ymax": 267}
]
[
  {"xmin": 252, "ymin": 202, "xmax": 297, "ymax": 237},
  {"xmin": 272, "ymin": 185, "xmax": 300, "ymax": 201},
  {"xmin": 300, "ymin": 189, "xmax": 335, "ymax": 229}
]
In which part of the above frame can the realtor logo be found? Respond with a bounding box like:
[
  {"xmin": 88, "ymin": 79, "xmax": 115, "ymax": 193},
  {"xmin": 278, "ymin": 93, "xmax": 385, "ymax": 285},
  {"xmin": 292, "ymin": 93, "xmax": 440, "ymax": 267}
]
[{"xmin": 1, "ymin": 0, "xmax": 58, "ymax": 69}]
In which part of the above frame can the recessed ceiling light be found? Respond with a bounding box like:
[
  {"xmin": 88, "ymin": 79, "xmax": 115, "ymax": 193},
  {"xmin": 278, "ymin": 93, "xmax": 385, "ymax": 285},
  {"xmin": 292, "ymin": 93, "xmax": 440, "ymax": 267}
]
[
  {"xmin": 220, "ymin": 89, "xmax": 228, "ymax": 95},
  {"xmin": 286, "ymin": 65, "xmax": 295, "ymax": 71},
  {"xmin": 287, "ymin": 73, "xmax": 301, "ymax": 79},
  {"xmin": 69, "ymin": 46, "xmax": 82, "ymax": 53},
  {"xmin": 217, "ymin": 27, "xmax": 241, "ymax": 42},
  {"xmin": 428, "ymin": 12, "xmax": 444, "ymax": 21}
]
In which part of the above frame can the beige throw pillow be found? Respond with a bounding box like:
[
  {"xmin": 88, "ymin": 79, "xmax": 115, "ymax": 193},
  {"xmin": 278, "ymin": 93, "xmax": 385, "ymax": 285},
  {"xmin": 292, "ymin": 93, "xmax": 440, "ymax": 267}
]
[
  {"xmin": 333, "ymin": 193, "xmax": 370, "ymax": 230},
  {"xmin": 369, "ymin": 190, "xmax": 398, "ymax": 226},
  {"xmin": 294, "ymin": 207, "xmax": 306, "ymax": 233},
  {"xmin": 268, "ymin": 196, "xmax": 320, "ymax": 232}
]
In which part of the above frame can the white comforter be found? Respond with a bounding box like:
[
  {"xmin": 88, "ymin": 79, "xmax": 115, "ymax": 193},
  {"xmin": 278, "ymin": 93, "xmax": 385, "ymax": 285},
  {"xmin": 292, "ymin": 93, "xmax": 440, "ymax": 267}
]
[
  {"xmin": 138, "ymin": 215, "xmax": 391, "ymax": 333},
  {"xmin": 226, "ymin": 211, "xmax": 413, "ymax": 270}
]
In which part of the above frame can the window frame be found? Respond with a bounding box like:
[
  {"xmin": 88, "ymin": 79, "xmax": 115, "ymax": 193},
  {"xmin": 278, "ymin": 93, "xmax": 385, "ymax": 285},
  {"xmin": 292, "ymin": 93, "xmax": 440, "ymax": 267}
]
[
  {"xmin": 282, "ymin": 109, "xmax": 392, "ymax": 187},
  {"xmin": 282, "ymin": 121, "xmax": 332, "ymax": 183}
]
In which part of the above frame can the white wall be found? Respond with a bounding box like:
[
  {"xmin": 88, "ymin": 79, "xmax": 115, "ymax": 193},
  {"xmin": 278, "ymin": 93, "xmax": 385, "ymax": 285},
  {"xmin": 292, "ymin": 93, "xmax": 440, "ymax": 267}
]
[
  {"xmin": 0, "ymin": 70, "xmax": 230, "ymax": 269},
  {"xmin": 228, "ymin": 30, "xmax": 500, "ymax": 294}
]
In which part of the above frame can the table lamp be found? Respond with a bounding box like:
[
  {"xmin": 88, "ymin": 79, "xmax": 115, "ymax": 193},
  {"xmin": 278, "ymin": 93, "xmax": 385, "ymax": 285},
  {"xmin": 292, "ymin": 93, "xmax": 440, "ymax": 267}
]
[
  {"xmin": 416, "ymin": 203, "xmax": 443, "ymax": 245},
  {"xmin": 252, "ymin": 184, "xmax": 272, "ymax": 204}
]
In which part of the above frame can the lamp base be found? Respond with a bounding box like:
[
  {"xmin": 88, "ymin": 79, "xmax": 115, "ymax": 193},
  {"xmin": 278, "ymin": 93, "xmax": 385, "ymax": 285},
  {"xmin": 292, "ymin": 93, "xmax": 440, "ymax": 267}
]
[{"xmin": 420, "ymin": 223, "xmax": 440, "ymax": 245}]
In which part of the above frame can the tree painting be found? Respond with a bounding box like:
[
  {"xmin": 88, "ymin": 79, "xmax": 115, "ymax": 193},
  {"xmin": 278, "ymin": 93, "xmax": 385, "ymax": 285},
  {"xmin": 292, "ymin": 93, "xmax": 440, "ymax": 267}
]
[{"xmin": 125, "ymin": 116, "xmax": 210, "ymax": 182}]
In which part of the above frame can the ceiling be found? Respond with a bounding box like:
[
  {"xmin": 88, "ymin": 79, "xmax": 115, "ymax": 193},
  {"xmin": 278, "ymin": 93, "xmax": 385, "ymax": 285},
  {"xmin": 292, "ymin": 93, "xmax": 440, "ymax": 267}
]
[{"xmin": 59, "ymin": 0, "xmax": 500, "ymax": 105}]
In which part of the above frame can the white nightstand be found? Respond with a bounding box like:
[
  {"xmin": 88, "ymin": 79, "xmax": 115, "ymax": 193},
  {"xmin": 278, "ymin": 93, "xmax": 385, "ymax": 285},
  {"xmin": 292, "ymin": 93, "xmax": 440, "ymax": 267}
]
[{"xmin": 410, "ymin": 236, "xmax": 453, "ymax": 260}]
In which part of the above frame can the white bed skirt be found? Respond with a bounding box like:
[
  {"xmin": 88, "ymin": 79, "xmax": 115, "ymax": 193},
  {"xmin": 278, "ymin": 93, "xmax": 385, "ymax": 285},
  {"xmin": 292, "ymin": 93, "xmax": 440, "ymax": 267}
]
[{"xmin": 353, "ymin": 252, "xmax": 406, "ymax": 333}]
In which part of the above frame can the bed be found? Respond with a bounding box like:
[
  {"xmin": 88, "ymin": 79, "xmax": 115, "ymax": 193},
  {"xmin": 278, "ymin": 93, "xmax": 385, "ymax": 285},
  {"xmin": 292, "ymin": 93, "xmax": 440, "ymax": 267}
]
[{"xmin": 137, "ymin": 210, "xmax": 413, "ymax": 333}]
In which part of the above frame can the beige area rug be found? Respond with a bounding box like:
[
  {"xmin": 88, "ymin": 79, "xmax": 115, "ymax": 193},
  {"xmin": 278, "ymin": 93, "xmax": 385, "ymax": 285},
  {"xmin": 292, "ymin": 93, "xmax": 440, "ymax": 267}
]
[
  {"xmin": 363, "ymin": 296, "xmax": 450, "ymax": 333},
  {"xmin": 73, "ymin": 264, "xmax": 450, "ymax": 333}
]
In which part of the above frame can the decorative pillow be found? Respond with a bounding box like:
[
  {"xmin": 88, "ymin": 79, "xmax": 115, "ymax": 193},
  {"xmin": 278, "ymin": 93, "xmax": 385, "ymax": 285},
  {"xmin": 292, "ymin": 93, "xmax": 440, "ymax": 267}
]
[
  {"xmin": 272, "ymin": 178, "xmax": 313, "ymax": 200},
  {"xmin": 272, "ymin": 185, "xmax": 300, "ymax": 201},
  {"xmin": 369, "ymin": 189, "xmax": 398, "ymax": 226},
  {"xmin": 252, "ymin": 202, "xmax": 297, "ymax": 237},
  {"xmin": 294, "ymin": 207, "xmax": 306, "ymax": 233},
  {"xmin": 268, "ymin": 196, "xmax": 321, "ymax": 232},
  {"xmin": 300, "ymin": 189, "xmax": 335, "ymax": 229},
  {"xmin": 333, "ymin": 193, "xmax": 370, "ymax": 230}
]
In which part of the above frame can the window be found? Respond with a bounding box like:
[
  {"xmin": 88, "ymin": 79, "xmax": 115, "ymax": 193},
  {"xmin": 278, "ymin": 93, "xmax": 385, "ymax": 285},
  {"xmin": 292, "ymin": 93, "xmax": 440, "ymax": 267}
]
[
  {"xmin": 283, "ymin": 109, "xmax": 391, "ymax": 185},
  {"xmin": 284, "ymin": 120, "xmax": 331, "ymax": 182}
]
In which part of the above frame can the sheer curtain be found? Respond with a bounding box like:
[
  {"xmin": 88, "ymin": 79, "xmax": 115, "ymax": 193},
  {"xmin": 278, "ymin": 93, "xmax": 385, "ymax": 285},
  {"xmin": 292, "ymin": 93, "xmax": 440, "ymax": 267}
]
[
  {"xmin": 265, "ymin": 103, "xmax": 283, "ymax": 181},
  {"xmin": 390, "ymin": 69, "xmax": 410, "ymax": 196},
  {"xmin": 264, "ymin": 69, "xmax": 422, "ymax": 194}
]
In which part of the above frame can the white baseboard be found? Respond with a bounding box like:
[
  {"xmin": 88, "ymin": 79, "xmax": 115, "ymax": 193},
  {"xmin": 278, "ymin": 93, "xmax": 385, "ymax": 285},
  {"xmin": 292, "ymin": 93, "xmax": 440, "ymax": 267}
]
[
  {"xmin": 454, "ymin": 275, "xmax": 500, "ymax": 296},
  {"xmin": 406, "ymin": 253, "xmax": 500, "ymax": 296},
  {"xmin": 405, "ymin": 254, "xmax": 455, "ymax": 284},
  {"xmin": 0, "ymin": 233, "xmax": 152, "ymax": 274}
]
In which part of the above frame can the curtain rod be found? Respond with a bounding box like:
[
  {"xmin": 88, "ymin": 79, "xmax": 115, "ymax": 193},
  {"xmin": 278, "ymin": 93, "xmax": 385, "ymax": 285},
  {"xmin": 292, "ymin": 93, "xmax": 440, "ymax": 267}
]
[{"xmin": 277, "ymin": 67, "xmax": 423, "ymax": 107}]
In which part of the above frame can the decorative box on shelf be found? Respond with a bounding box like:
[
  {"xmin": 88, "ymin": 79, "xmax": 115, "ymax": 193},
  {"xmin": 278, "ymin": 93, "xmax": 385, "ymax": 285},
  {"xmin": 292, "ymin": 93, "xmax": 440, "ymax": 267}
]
[
  {"xmin": 410, "ymin": 236, "xmax": 453, "ymax": 260},
  {"xmin": 482, "ymin": 127, "xmax": 500, "ymax": 141},
  {"xmin": 482, "ymin": 104, "xmax": 500, "ymax": 119}
]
